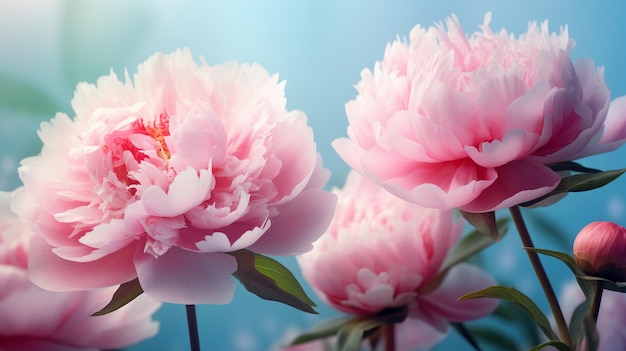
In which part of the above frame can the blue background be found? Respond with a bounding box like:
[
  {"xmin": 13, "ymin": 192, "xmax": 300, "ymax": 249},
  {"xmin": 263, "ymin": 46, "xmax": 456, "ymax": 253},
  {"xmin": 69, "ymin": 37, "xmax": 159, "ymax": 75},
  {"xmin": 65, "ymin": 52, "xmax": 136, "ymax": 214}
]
[{"xmin": 1, "ymin": 1, "xmax": 625, "ymax": 350}]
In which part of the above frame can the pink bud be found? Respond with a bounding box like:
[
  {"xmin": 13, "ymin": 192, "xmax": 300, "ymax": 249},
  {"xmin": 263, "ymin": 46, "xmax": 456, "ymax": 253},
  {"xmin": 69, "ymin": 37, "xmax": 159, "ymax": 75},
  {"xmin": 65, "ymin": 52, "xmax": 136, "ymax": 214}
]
[{"xmin": 573, "ymin": 221, "xmax": 626, "ymax": 281}]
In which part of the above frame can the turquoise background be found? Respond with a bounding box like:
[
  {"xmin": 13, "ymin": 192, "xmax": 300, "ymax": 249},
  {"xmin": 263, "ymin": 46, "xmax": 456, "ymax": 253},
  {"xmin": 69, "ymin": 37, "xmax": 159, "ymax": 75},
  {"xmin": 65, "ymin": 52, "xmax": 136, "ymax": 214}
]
[{"xmin": 1, "ymin": 1, "xmax": 625, "ymax": 350}]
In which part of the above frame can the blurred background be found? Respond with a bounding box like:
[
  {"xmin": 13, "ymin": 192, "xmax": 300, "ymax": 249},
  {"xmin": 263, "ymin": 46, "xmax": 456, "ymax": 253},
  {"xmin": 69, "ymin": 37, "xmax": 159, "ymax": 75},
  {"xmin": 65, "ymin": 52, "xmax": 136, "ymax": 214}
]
[{"xmin": 1, "ymin": 1, "xmax": 625, "ymax": 350}]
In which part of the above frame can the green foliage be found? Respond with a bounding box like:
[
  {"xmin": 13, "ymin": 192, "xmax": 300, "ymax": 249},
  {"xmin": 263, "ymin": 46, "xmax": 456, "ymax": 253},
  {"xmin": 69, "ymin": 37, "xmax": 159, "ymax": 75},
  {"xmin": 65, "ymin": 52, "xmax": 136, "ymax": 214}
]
[
  {"xmin": 0, "ymin": 75, "xmax": 61, "ymax": 117},
  {"xmin": 230, "ymin": 250, "xmax": 317, "ymax": 314},
  {"xmin": 291, "ymin": 307, "xmax": 408, "ymax": 351},
  {"xmin": 92, "ymin": 278, "xmax": 143, "ymax": 316},
  {"xmin": 460, "ymin": 286, "xmax": 559, "ymax": 342},
  {"xmin": 460, "ymin": 210, "xmax": 502, "ymax": 241},
  {"xmin": 522, "ymin": 169, "xmax": 626, "ymax": 207}
]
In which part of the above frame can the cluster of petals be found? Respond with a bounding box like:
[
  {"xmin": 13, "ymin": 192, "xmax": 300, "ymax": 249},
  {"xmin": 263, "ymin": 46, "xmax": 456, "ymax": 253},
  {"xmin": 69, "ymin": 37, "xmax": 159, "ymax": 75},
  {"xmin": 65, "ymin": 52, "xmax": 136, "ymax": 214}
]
[
  {"xmin": 11, "ymin": 48, "xmax": 336, "ymax": 304},
  {"xmin": 333, "ymin": 12, "xmax": 626, "ymax": 213},
  {"xmin": 0, "ymin": 191, "xmax": 161, "ymax": 351},
  {"xmin": 297, "ymin": 171, "xmax": 498, "ymax": 349},
  {"xmin": 557, "ymin": 281, "xmax": 626, "ymax": 351}
]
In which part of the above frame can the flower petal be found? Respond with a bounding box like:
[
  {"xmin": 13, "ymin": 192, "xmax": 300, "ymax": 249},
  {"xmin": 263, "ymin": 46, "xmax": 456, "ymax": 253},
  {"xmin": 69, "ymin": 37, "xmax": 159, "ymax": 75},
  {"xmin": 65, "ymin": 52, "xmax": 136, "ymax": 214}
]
[
  {"xmin": 134, "ymin": 246, "xmax": 236, "ymax": 304},
  {"xmin": 28, "ymin": 235, "xmax": 137, "ymax": 291}
]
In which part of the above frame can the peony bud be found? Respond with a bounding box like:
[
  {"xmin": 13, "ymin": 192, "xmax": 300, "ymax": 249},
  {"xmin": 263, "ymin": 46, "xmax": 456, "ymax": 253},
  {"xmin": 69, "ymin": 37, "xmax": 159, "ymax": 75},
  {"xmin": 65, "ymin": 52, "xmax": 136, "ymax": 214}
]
[{"xmin": 573, "ymin": 221, "xmax": 626, "ymax": 281}]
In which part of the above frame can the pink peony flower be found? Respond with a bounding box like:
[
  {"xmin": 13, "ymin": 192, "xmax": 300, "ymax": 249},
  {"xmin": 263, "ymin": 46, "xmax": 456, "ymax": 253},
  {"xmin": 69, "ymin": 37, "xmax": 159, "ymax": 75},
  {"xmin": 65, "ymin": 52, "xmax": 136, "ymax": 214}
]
[
  {"xmin": 573, "ymin": 221, "xmax": 626, "ymax": 281},
  {"xmin": 0, "ymin": 191, "xmax": 161, "ymax": 351},
  {"xmin": 297, "ymin": 171, "xmax": 498, "ymax": 350},
  {"xmin": 11, "ymin": 48, "xmax": 337, "ymax": 304},
  {"xmin": 333, "ymin": 13, "xmax": 626, "ymax": 213},
  {"xmin": 557, "ymin": 281, "xmax": 626, "ymax": 351}
]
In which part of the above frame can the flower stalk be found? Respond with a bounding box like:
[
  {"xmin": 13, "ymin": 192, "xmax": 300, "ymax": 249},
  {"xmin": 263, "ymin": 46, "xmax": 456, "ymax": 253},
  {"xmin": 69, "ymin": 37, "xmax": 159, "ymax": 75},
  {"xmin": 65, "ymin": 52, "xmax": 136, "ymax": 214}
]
[
  {"xmin": 383, "ymin": 323, "xmax": 395, "ymax": 351},
  {"xmin": 186, "ymin": 304, "xmax": 201, "ymax": 351},
  {"xmin": 509, "ymin": 206, "xmax": 572, "ymax": 348}
]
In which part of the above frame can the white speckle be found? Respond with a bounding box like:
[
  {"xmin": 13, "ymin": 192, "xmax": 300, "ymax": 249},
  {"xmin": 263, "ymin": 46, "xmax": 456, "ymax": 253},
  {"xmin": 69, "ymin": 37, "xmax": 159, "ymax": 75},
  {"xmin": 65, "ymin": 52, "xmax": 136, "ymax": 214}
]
[
  {"xmin": 232, "ymin": 329, "xmax": 258, "ymax": 351},
  {"xmin": 607, "ymin": 196, "xmax": 625, "ymax": 219}
]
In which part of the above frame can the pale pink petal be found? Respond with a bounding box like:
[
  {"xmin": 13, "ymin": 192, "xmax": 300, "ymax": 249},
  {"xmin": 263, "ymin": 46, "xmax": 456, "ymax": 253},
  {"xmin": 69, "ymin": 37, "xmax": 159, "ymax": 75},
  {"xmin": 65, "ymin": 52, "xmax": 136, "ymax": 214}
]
[
  {"xmin": 141, "ymin": 167, "xmax": 213, "ymax": 217},
  {"xmin": 134, "ymin": 247, "xmax": 237, "ymax": 304},
  {"xmin": 249, "ymin": 188, "xmax": 337, "ymax": 256},
  {"xmin": 394, "ymin": 317, "xmax": 448, "ymax": 351},
  {"xmin": 194, "ymin": 218, "xmax": 271, "ymax": 252},
  {"xmin": 461, "ymin": 159, "xmax": 560, "ymax": 212},
  {"xmin": 574, "ymin": 96, "xmax": 626, "ymax": 158},
  {"xmin": 28, "ymin": 235, "xmax": 137, "ymax": 291},
  {"xmin": 465, "ymin": 128, "xmax": 540, "ymax": 168},
  {"xmin": 271, "ymin": 111, "xmax": 317, "ymax": 204},
  {"xmin": 419, "ymin": 263, "xmax": 498, "ymax": 322},
  {"xmin": 332, "ymin": 137, "xmax": 367, "ymax": 174}
]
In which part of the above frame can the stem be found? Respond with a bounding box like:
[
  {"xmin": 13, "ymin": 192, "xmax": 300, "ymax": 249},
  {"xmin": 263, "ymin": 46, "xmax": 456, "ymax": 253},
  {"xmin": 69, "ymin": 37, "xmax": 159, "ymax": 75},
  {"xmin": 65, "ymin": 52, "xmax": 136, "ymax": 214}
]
[
  {"xmin": 186, "ymin": 304, "xmax": 201, "ymax": 351},
  {"xmin": 509, "ymin": 206, "xmax": 572, "ymax": 348},
  {"xmin": 588, "ymin": 281, "xmax": 604, "ymax": 322},
  {"xmin": 383, "ymin": 323, "xmax": 395, "ymax": 351}
]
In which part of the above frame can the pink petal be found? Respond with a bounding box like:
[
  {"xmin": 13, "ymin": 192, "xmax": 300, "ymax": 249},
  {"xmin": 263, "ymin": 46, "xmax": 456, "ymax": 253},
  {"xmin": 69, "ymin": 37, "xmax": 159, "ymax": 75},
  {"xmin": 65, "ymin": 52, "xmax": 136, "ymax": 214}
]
[
  {"xmin": 134, "ymin": 246, "xmax": 237, "ymax": 304},
  {"xmin": 331, "ymin": 138, "xmax": 366, "ymax": 174},
  {"xmin": 270, "ymin": 111, "xmax": 317, "ymax": 204},
  {"xmin": 366, "ymin": 156, "xmax": 497, "ymax": 210},
  {"xmin": 141, "ymin": 168, "xmax": 213, "ymax": 217},
  {"xmin": 575, "ymin": 96, "xmax": 626, "ymax": 158},
  {"xmin": 28, "ymin": 235, "xmax": 137, "ymax": 291},
  {"xmin": 248, "ymin": 188, "xmax": 337, "ymax": 256},
  {"xmin": 465, "ymin": 128, "xmax": 540, "ymax": 168},
  {"xmin": 419, "ymin": 263, "xmax": 498, "ymax": 322},
  {"xmin": 461, "ymin": 159, "xmax": 560, "ymax": 212},
  {"xmin": 168, "ymin": 110, "xmax": 227, "ymax": 171}
]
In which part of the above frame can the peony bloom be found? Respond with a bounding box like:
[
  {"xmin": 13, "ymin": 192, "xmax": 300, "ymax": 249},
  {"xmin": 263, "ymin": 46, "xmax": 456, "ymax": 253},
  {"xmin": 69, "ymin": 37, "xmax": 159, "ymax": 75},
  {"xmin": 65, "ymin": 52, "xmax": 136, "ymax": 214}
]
[
  {"xmin": 11, "ymin": 49, "xmax": 337, "ymax": 304},
  {"xmin": 573, "ymin": 221, "xmax": 626, "ymax": 281},
  {"xmin": 557, "ymin": 281, "xmax": 626, "ymax": 351},
  {"xmin": 333, "ymin": 13, "xmax": 626, "ymax": 213},
  {"xmin": 297, "ymin": 171, "xmax": 498, "ymax": 350},
  {"xmin": 0, "ymin": 191, "xmax": 161, "ymax": 351}
]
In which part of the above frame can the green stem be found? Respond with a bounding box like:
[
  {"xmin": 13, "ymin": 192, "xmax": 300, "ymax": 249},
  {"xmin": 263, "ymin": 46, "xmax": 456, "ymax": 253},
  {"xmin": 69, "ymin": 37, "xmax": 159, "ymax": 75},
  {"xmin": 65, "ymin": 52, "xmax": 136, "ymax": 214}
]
[
  {"xmin": 509, "ymin": 206, "xmax": 572, "ymax": 348},
  {"xmin": 186, "ymin": 304, "xmax": 201, "ymax": 351},
  {"xmin": 588, "ymin": 281, "xmax": 603, "ymax": 322}
]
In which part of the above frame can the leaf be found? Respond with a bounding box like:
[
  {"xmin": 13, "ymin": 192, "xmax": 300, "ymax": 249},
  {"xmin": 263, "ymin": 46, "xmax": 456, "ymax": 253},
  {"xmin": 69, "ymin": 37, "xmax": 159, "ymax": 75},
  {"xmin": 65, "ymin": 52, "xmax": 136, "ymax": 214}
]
[
  {"xmin": 450, "ymin": 322, "xmax": 482, "ymax": 351},
  {"xmin": 524, "ymin": 248, "xmax": 596, "ymax": 299},
  {"xmin": 522, "ymin": 169, "xmax": 626, "ymax": 207},
  {"xmin": 548, "ymin": 161, "xmax": 601, "ymax": 174},
  {"xmin": 0, "ymin": 75, "xmax": 61, "ymax": 117},
  {"xmin": 460, "ymin": 210, "xmax": 501, "ymax": 241},
  {"xmin": 492, "ymin": 301, "xmax": 542, "ymax": 346},
  {"xmin": 290, "ymin": 316, "xmax": 353, "ymax": 346},
  {"xmin": 336, "ymin": 307, "xmax": 408, "ymax": 351},
  {"xmin": 528, "ymin": 340, "xmax": 571, "ymax": 351},
  {"xmin": 583, "ymin": 316, "xmax": 599, "ymax": 351},
  {"xmin": 230, "ymin": 250, "xmax": 317, "ymax": 314},
  {"xmin": 460, "ymin": 285, "xmax": 559, "ymax": 341},
  {"xmin": 422, "ymin": 218, "xmax": 508, "ymax": 294},
  {"xmin": 467, "ymin": 326, "xmax": 523, "ymax": 351},
  {"xmin": 92, "ymin": 278, "xmax": 143, "ymax": 316},
  {"xmin": 569, "ymin": 301, "xmax": 590, "ymax": 351}
]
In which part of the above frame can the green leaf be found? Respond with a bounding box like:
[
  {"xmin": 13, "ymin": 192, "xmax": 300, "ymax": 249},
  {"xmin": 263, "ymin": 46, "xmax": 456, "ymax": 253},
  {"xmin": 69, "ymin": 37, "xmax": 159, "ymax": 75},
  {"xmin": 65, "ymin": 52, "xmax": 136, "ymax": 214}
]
[
  {"xmin": 522, "ymin": 169, "xmax": 626, "ymax": 207},
  {"xmin": 230, "ymin": 250, "xmax": 317, "ymax": 314},
  {"xmin": 0, "ymin": 75, "xmax": 61, "ymax": 117},
  {"xmin": 569, "ymin": 301, "xmax": 590, "ymax": 351},
  {"xmin": 422, "ymin": 218, "xmax": 508, "ymax": 294},
  {"xmin": 460, "ymin": 285, "xmax": 559, "ymax": 341},
  {"xmin": 460, "ymin": 210, "xmax": 501, "ymax": 241},
  {"xmin": 548, "ymin": 161, "xmax": 601, "ymax": 174},
  {"xmin": 450, "ymin": 322, "xmax": 482, "ymax": 351},
  {"xmin": 290, "ymin": 316, "xmax": 353, "ymax": 346},
  {"xmin": 336, "ymin": 307, "xmax": 408, "ymax": 351},
  {"xmin": 92, "ymin": 278, "xmax": 143, "ymax": 316},
  {"xmin": 583, "ymin": 317, "xmax": 599, "ymax": 351},
  {"xmin": 466, "ymin": 325, "xmax": 523, "ymax": 351},
  {"xmin": 528, "ymin": 340, "xmax": 571, "ymax": 351},
  {"xmin": 492, "ymin": 301, "xmax": 542, "ymax": 346},
  {"xmin": 524, "ymin": 248, "xmax": 597, "ymax": 299}
]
